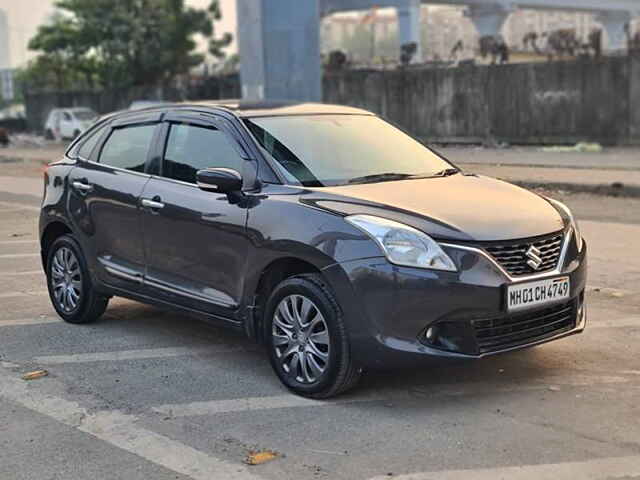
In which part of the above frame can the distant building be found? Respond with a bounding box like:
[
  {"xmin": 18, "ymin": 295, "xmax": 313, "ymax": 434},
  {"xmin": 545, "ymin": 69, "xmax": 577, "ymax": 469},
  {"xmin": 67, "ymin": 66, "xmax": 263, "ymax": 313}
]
[
  {"xmin": 0, "ymin": 69, "xmax": 14, "ymax": 102},
  {"xmin": 505, "ymin": 9, "xmax": 599, "ymax": 50},
  {"xmin": 0, "ymin": 9, "xmax": 10, "ymax": 69},
  {"xmin": 321, "ymin": 6, "xmax": 635, "ymax": 63}
]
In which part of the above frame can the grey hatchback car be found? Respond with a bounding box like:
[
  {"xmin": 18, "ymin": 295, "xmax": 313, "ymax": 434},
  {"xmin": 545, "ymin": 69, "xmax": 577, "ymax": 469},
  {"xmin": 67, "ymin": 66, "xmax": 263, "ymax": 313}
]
[{"xmin": 40, "ymin": 101, "xmax": 587, "ymax": 398}]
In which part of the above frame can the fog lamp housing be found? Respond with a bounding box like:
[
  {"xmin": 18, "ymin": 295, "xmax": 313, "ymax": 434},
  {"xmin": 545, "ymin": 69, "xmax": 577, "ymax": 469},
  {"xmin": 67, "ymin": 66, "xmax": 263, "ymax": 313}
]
[{"xmin": 420, "ymin": 321, "xmax": 477, "ymax": 354}]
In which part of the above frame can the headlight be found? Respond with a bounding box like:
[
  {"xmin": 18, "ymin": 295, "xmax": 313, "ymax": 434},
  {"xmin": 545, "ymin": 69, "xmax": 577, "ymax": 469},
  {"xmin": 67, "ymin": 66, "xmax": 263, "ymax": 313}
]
[
  {"xmin": 345, "ymin": 214, "xmax": 457, "ymax": 271},
  {"xmin": 546, "ymin": 198, "xmax": 583, "ymax": 252}
]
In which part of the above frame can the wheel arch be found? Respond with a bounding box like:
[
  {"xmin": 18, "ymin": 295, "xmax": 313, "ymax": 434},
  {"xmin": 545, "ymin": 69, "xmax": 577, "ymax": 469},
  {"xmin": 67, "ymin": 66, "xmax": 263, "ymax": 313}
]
[
  {"xmin": 247, "ymin": 256, "xmax": 325, "ymax": 343},
  {"xmin": 40, "ymin": 220, "xmax": 73, "ymax": 269}
]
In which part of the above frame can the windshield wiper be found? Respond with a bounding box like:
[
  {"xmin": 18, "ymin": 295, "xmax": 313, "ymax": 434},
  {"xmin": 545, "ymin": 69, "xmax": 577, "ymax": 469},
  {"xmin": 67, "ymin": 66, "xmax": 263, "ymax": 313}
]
[
  {"xmin": 433, "ymin": 168, "xmax": 460, "ymax": 177},
  {"xmin": 348, "ymin": 172, "xmax": 426, "ymax": 185},
  {"xmin": 347, "ymin": 169, "xmax": 459, "ymax": 185}
]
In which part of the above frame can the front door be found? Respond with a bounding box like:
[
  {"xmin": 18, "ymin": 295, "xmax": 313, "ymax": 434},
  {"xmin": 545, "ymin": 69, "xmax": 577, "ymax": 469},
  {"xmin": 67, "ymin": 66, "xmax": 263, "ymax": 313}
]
[
  {"xmin": 68, "ymin": 120, "xmax": 158, "ymax": 291},
  {"xmin": 140, "ymin": 116, "xmax": 252, "ymax": 318}
]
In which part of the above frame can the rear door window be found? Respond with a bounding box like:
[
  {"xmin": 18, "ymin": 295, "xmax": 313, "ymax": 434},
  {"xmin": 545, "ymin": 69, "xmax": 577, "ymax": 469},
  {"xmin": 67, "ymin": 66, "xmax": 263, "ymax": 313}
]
[
  {"xmin": 162, "ymin": 123, "xmax": 245, "ymax": 184},
  {"xmin": 99, "ymin": 124, "xmax": 156, "ymax": 173}
]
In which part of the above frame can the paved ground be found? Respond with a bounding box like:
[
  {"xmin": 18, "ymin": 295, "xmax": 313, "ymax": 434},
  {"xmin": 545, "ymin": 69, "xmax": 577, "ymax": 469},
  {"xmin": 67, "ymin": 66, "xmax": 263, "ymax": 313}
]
[
  {"xmin": 1, "ymin": 162, "xmax": 640, "ymax": 480},
  {"xmin": 437, "ymin": 146, "xmax": 640, "ymax": 194},
  {"xmin": 437, "ymin": 146, "xmax": 640, "ymax": 171}
]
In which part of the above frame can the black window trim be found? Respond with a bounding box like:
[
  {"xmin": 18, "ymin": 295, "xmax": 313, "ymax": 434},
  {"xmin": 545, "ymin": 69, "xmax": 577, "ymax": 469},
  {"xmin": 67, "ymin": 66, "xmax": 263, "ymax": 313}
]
[
  {"xmin": 78, "ymin": 122, "xmax": 112, "ymax": 162},
  {"xmin": 66, "ymin": 117, "xmax": 110, "ymax": 161}
]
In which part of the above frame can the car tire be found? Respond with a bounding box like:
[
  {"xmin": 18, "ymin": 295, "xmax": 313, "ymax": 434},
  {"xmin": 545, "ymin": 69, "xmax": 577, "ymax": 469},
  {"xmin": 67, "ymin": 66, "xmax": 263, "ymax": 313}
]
[
  {"xmin": 72, "ymin": 129, "xmax": 81, "ymax": 139},
  {"xmin": 265, "ymin": 273, "xmax": 361, "ymax": 398},
  {"xmin": 45, "ymin": 129, "xmax": 55, "ymax": 140},
  {"xmin": 46, "ymin": 234, "xmax": 109, "ymax": 324}
]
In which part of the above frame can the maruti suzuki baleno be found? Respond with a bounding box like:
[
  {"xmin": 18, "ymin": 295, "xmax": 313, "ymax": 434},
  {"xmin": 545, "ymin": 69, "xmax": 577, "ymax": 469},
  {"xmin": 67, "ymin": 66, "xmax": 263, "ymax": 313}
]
[{"xmin": 40, "ymin": 102, "xmax": 587, "ymax": 398}]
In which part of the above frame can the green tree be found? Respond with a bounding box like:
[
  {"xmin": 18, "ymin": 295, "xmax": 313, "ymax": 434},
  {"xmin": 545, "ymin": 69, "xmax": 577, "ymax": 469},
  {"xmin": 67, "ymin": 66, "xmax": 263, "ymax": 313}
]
[{"xmin": 26, "ymin": 0, "xmax": 231, "ymax": 90}]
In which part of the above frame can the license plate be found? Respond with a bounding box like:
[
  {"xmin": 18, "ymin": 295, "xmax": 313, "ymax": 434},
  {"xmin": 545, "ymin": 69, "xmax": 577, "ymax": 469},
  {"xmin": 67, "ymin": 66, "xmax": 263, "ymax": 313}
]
[{"xmin": 507, "ymin": 277, "xmax": 570, "ymax": 311}]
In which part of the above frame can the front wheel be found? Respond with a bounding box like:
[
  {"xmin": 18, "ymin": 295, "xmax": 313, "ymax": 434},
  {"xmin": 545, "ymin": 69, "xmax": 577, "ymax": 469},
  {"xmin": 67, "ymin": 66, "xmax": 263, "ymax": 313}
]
[
  {"xmin": 265, "ymin": 274, "xmax": 361, "ymax": 398},
  {"xmin": 46, "ymin": 234, "xmax": 108, "ymax": 324}
]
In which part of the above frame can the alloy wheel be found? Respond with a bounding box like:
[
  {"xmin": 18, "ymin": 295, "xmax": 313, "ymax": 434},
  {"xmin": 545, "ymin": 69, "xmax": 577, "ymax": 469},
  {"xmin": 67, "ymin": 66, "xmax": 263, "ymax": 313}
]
[
  {"xmin": 50, "ymin": 246, "xmax": 83, "ymax": 313},
  {"xmin": 272, "ymin": 294, "xmax": 330, "ymax": 384}
]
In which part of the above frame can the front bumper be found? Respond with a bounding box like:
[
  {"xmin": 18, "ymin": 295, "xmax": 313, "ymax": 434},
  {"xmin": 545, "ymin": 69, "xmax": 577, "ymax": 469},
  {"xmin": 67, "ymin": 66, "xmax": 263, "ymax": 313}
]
[{"xmin": 322, "ymin": 234, "xmax": 587, "ymax": 369}]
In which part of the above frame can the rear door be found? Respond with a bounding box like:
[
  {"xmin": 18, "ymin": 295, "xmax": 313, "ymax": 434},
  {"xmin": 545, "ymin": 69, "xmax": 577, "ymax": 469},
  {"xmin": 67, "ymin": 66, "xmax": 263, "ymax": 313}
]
[
  {"xmin": 68, "ymin": 113, "xmax": 161, "ymax": 291},
  {"xmin": 140, "ymin": 112, "xmax": 254, "ymax": 318}
]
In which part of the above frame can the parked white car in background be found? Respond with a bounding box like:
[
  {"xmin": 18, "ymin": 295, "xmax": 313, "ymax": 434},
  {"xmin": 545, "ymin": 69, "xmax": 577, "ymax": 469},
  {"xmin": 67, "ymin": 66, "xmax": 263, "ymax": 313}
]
[{"xmin": 44, "ymin": 107, "xmax": 98, "ymax": 141}]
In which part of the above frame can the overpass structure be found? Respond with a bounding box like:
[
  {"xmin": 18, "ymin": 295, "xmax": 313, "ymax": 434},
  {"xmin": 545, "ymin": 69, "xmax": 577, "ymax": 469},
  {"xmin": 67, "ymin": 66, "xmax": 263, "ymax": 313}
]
[{"xmin": 237, "ymin": 0, "xmax": 640, "ymax": 101}]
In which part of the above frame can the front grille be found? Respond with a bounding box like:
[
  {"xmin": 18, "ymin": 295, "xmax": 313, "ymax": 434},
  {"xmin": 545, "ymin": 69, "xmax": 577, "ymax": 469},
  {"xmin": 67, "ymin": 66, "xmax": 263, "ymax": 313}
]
[
  {"xmin": 483, "ymin": 232, "xmax": 564, "ymax": 277},
  {"xmin": 472, "ymin": 300, "xmax": 576, "ymax": 354}
]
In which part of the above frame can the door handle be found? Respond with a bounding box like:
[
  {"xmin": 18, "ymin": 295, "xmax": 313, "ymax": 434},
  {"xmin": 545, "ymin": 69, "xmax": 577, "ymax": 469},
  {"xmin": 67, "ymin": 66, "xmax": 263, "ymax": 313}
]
[
  {"xmin": 141, "ymin": 198, "xmax": 165, "ymax": 210},
  {"xmin": 72, "ymin": 181, "xmax": 93, "ymax": 192}
]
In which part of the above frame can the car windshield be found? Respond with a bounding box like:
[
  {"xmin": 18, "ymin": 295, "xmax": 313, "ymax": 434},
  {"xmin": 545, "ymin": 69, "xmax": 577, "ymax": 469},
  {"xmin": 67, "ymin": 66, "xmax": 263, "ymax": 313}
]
[
  {"xmin": 245, "ymin": 114, "xmax": 454, "ymax": 187},
  {"xmin": 72, "ymin": 109, "xmax": 98, "ymax": 121}
]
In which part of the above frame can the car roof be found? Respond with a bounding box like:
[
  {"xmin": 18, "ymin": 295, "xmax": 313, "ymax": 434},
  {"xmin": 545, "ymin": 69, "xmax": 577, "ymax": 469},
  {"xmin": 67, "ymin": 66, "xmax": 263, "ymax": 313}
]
[
  {"xmin": 101, "ymin": 100, "xmax": 374, "ymax": 123},
  {"xmin": 188, "ymin": 100, "xmax": 374, "ymax": 118}
]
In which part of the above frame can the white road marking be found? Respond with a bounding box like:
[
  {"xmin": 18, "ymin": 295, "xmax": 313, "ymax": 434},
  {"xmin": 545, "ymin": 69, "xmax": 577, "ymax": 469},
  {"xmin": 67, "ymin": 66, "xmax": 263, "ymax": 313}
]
[
  {"xmin": 369, "ymin": 455, "xmax": 640, "ymax": 480},
  {"xmin": 0, "ymin": 253, "xmax": 40, "ymax": 259},
  {"xmin": 0, "ymin": 290, "xmax": 48, "ymax": 299},
  {"xmin": 153, "ymin": 374, "xmax": 630, "ymax": 418},
  {"xmin": 590, "ymin": 317, "xmax": 640, "ymax": 329},
  {"xmin": 0, "ymin": 208, "xmax": 31, "ymax": 213},
  {"xmin": 0, "ymin": 201, "xmax": 40, "ymax": 212},
  {"xmin": 0, "ymin": 368, "xmax": 263, "ymax": 480},
  {"xmin": 0, "ymin": 270, "xmax": 43, "ymax": 276},
  {"xmin": 0, "ymin": 239, "xmax": 39, "ymax": 245},
  {"xmin": 0, "ymin": 317, "xmax": 60, "ymax": 327},
  {"xmin": 153, "ymin": 393, "xmax": 376, "ymax": 417},
  {"xmin": 34, "ymin": 345, "xmax": 246, "ymax": 364}
]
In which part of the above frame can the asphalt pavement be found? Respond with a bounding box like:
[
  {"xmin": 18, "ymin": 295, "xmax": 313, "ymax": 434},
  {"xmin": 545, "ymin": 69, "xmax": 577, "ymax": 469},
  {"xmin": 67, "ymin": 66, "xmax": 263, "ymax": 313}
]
[
  {"xmin": 438, "ymin": 146, "xmax": 640, "ymax": 196},
  {"xmin": 1, "ymin": 163, "xmax": 640, "ymax": 480}
]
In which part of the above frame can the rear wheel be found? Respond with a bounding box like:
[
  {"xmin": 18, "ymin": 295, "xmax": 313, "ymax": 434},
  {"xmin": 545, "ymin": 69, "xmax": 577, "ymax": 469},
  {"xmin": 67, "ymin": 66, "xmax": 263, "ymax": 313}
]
[
  {"xmin": 46, "ymin": 235, "xmax": 108, "ymax": 324},
  {"xmin": 45, "ymin": 129, "xmax": 55, "ymax": 140},
  {"xmin": 265, "ymin": 274, "xmax": 361, "ymax": 398}
]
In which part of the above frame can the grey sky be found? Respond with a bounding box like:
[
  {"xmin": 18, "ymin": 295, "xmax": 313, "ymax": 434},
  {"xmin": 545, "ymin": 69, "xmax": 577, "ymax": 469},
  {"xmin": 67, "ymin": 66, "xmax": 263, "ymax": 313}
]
[{"xmin": 0, "ymin": 0, "xmax": 237, "ymax": 68}]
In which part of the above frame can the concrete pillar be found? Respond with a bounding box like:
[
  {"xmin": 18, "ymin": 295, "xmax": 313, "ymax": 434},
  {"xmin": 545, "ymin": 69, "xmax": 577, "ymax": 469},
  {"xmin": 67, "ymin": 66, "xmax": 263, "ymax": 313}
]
[
  {"xmin": 397, "ymin": 0, "xmax": 422, "ymax": 63},
  {"xmin": 466, "ymin": 3, "xmax": 510, "ymax": 38},
  {"xmin": 236, "ymin": 0, "xmax": 321, "ymax": 102},
  {"xmin": 596, "ymin": 11, "xmax": 632, "ymax": 51}
]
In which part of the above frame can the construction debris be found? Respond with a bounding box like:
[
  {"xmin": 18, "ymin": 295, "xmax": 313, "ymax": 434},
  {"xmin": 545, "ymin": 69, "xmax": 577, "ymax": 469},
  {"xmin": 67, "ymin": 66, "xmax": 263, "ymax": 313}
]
[{"xmin": 22, "ymin": 370, "xmax": 48, "ymax": 380}]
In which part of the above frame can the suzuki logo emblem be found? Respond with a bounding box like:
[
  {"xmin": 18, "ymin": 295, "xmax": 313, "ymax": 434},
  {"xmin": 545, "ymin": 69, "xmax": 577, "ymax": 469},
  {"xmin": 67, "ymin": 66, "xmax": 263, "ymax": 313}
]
[{"xmin": 526, "ymin": 245, "xmax": 543, "ymax": 270}]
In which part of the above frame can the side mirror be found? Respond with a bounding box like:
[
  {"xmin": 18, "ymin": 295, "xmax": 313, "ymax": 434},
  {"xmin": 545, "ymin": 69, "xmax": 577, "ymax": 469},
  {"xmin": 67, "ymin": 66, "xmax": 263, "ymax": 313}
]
[{"xmin": 196, "ymin": 168, "xmax": 243, "ymax": 194}]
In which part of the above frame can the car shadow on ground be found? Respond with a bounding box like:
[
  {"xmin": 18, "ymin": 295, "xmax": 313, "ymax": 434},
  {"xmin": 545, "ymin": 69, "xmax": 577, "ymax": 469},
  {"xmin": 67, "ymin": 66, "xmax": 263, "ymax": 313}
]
[{"xmin": 91, "ymin": 298, "xmax": 578, "ymax": 404}]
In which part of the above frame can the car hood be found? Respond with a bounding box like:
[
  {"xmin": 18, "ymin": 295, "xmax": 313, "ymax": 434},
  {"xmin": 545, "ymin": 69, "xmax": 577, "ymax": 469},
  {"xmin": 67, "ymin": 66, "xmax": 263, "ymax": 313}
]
[{"xmin": 308, "ymin": 174, "xmax": 565, "ymax": 242}]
